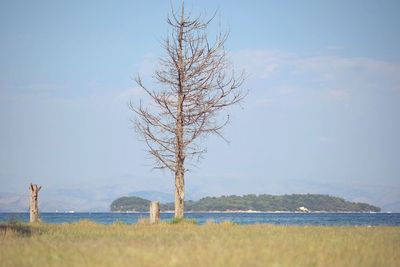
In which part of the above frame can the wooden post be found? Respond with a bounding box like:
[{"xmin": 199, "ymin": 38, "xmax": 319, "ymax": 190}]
[
  {"xmin": 150, "ymin": 201, "xmax": 160, "ymax": 224},
  {"xmin": 29, "ymin": 183, "xmax": 42, "ymax": 223}
]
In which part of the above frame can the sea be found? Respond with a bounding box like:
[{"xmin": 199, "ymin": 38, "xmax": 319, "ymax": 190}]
[{"xmin": 1, "ymin": 212, "xmax": 400, "ymax": 226}]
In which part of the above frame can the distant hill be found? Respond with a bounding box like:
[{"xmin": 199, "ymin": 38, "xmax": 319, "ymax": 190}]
[
  {"xmin": 110, "ymin": 194, "xmax": 381, "ymax": 212},
  {"xmin": 128, "ymin": 191, "xmax": 174, "ymax": 203},
  {"xmin": 0, "ymin": 193, "xmax": 28, "ymax": 212},
  {"xmin": 110, "ymin": 196, "xmax": 151, "ymax": 212}
]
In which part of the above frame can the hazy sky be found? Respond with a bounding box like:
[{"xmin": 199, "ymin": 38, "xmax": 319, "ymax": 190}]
[{"xmin": 1, "ymin": 0, "xmax": 399, "ymax": 198}]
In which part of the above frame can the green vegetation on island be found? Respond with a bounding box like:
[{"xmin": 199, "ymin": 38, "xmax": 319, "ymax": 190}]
[
  {"xmin": 110, "ymin": 196, "xmax": 151, "ymax": 212},
  {"xmin": 110, "ymin": 194, "xmax": 380, "ymax": 212}
]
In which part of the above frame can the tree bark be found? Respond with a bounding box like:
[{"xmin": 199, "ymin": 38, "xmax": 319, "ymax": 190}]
[
  {"xmin": 174, "ymin": 6, "xmax": 186, "ymax": 219},
  {"xmin": 150, "ymin": 201, "xmax": 160, "ymax": 224},
  {"xmin": 174, "ymin": 91, "xmax": 185, "ymax": 218},
  {"xmin": 174, "ymin": 166, "xmax": 184, "ymax": 218},
  {"xmin": 29, "ymin": 183, "xmax": 42, "ymax": 223}
]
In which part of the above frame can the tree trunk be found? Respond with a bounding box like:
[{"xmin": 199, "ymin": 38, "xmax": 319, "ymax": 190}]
[
  {"xmin": 174, "ymin": 7, "xmax": 185, "ymax": 219},
  {"xmin": 29, "ymin": 183, "xmax": 42, "ymax": 223},
  {"xmin": 150, "ymin": 201, "xmax": 160, "ymax": 224},
  {"xmin": 174, "ymin": 91, "xmax": 185, "ymax": 218},
  {"xmin": 174, "ymin": 167, "xmax": 185, "ymax": 218}
]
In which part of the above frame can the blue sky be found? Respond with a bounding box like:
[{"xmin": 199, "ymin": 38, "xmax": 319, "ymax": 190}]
[{"xmin": 1, "ymin": 1, "xmax": 399, "ymax": 208}]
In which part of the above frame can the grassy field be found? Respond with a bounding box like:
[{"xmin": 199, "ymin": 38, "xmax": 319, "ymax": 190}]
[{"xmin": 0, "ymin": 220, "xmax": 399, "ymax": 267}]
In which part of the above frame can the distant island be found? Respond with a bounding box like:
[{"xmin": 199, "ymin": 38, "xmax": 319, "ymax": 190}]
[{"xmin": 110, "ymin": 194, "xmax": 380, "ymax": 212}]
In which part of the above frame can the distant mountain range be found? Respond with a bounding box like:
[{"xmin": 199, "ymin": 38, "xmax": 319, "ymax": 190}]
[
  {"xmin": 1, "ymin": 181, "xmax": 398, "ymax": 212},
  {"xmin": 0, "ymin": 189, "xmax": 176, "ymax": 212},
  {"xmin": 110, "ymin": 194, "xmax": 381, "ymax": 212}
]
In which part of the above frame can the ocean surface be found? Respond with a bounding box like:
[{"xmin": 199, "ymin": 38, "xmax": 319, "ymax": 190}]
[{"xmin": 1, "ymin": 212, "xmax": 400, "ymax": 226}]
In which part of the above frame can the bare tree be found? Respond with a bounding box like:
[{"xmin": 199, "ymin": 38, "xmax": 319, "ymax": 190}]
[{"xmin": 131, "ymin": 2, "xmax": 245, "ymax": 218}]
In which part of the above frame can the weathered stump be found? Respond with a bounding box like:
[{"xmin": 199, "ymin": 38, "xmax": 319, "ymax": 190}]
[
  {"xmin": 29, "ymin": 183, "xmax": 42, "ymax": 223},
  {"xmin": 150, "ymin": 201, "xmax": 160, "ymax": 224}
]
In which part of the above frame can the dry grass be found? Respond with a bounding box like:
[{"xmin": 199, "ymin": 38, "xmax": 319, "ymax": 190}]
[{"xmin": 0, "ymin": 220, "xmax": 399, "ymax": 267}]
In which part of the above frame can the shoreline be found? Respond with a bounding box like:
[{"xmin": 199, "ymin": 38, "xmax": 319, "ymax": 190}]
[{"xmin": 0, "ymin": 211, "xmax": 389, "ymax": 214}]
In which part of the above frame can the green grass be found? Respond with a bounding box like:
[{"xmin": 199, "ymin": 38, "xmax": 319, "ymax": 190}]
[
  {"xmin": 168, "ymin": 217, "xmax": 198, "ymax": 224},
  {"xmin": 0, "ymin": 220, "xmax": 399, "ymax": 267}
]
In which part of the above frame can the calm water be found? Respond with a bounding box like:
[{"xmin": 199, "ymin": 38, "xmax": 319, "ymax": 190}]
[{"xmin": 1, "ymin": 212, "xmax": 400, "ymax": 226}]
